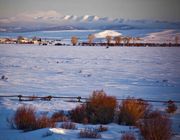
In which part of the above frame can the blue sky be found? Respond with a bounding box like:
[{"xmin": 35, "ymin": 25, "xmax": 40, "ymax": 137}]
[{"xmin": 0, "ymin": 0, "xmax": 180, "ymax": 21}]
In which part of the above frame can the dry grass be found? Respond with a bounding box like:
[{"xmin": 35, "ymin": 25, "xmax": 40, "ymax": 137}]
[
  {"xmin": 60, "ymin": 122, "xmax": 76, "ymax": 129},
  {"xmin": 51, "ymin": 111, "xmax": 68, "ymax": 122},
  {"xmin": 36, "ymin": 115, "xmax": 55, "ymax": 129},
  {"xmin": 14, "ymin": 105, "xmax": 36, "ymax": 131},
  {"xmin": 79, "ymin": 128, "xmax": 101, "ymax": 138},
  {"xmin": 121, "ymin": 133, "xmax": 136, "ymax": 140}
]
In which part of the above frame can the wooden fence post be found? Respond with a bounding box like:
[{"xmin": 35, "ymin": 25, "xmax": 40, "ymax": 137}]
[
  {"xmin": 77, "ymin": 96, "xmax": 81, "ymax": 102},
  {"xmin": 18, "ymin": 95, "xmax": 22, "ymax": 101}
]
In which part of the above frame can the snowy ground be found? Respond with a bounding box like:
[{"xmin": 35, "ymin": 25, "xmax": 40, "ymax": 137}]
[{"xmin": 0, "ymin": 44, "xmax": 180, "ymax": 139}]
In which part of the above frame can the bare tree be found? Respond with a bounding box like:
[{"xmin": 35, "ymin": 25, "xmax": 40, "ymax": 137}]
[
  {"xmin": 122, "ymin": 37, "xmax": 131, "ymax": 46},
  {"xmin": 88, "ymin": 34, "xmax": 95, "ymax": 45},
  {"xmin": 127, "ymin": 37, "xmax": 131, "ymax": 45},
  {"xmin": 71, "ymin": 36, "xmax": 78, "ymax": 46},
  {"xmin": 114, "ymin": 36, "xmax": 121, "ymax": 46},
  {"xmin": 175, "ymin": 35, "xmax": 179, "ymax": 44},
  {"xmin": 106, "ymin": 36, "xmax": 112, "ymax": 45},
  {"xmin": 122, "ymin": 37, "xmax": 127, "ymax": 45}
]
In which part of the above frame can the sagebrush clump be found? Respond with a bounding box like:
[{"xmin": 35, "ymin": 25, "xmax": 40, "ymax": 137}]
[
  {"xmin": 71, "ymin": 90, "xmax": 117, "ymax": 124},
  {"xmin": 118, "ymin": 98, "xmax": 150, "ymax": 125},
  {"xmin": 138, "ymin": 111, "xmax": 172, "ymax": 140},
  {"xmin": 14, "ymin": 105, "xmax": 55, "ymax": 131}
]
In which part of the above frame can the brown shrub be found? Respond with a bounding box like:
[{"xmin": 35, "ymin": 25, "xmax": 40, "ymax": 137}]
[
  {"xmin": 61, "ymin": 121, "xmax": 76, "ymax": 129},
  {"xmin": 118, "ymin": 98, "xmax": 150, "ymax": 125},
  {"xmin": 71, "ymin": 104, "xmax": 87, "ymax": 123},
  {"xmin": 82, "ymin": 117, "xmax": 89, "ymax": 124},
  {"xmin": 14, "ymin": 105, "xmax": 56, "ymax": 131},
  {"xmin": 79, "ymin": 128, "xmax": 101, "ymax": 138},
  {"xmin": 71, "ymin": 90, "xmax": 117, "ymax": 124},
  {"xmin": 36, "ymin": 115, "xmax": 55, "ymax": 129},
  {"xmin": 138, "ymin": 111, "xmax": 172, "ymax": 140},
  {"xmin": 121, "ymin": 133, "xmax": 136, "ymax": 140},
  {"xmin": 87, "ymin": 90, "xmax": 117, "ymax": 124},
  {"xmin": 51, "ymin": 111, "xmax": 68, "ymax": 122},
  {"xmin": 14, "ymin": 105, "xmax": 36, "ymax": 131}
]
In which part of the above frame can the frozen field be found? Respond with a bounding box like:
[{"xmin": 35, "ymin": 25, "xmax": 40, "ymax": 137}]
[
  {"xmin": 0, "ymin": 44, "xmax": 180, "ymax": 139},
  {"xmin": 0, "ymin": 44, "xmax": 180, "ymax": 100}
]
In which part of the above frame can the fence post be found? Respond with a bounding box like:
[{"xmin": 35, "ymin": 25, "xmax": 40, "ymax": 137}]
[
  {"xmin": 77, "ymin": 96, "xmax": 81, "ymax": 102},
  {"xmin": 18, "ymin": 95, "xmax": 22, "ymax": 101}
]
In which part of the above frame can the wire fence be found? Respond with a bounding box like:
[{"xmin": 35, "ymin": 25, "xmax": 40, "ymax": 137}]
[{"xmin": 0, "ymin": 94, "xmax": 180, "ymax": 104}]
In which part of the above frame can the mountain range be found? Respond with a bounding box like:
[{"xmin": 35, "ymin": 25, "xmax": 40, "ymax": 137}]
[{"xmin": 0, "ymin": 11, "xmax": 180, "ymax": 32}]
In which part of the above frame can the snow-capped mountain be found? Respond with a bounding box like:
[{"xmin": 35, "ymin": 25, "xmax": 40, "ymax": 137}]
[{"xmin": 0, "ymin": 11, "xmax": 180, "ymax": 32}]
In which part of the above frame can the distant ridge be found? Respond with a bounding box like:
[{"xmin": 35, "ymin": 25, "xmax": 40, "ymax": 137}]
[{"xmin": 0, "ymin": 11, "xmax": 180, "ymax": 32}]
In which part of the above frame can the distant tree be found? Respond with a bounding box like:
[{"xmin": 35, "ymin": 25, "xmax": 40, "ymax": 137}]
[
  {"xmin": 88, "ymin": 34, "xmax": 95, "ymax": 45},
  {"xmin": 122, "ymin": 37, "xmax": 131, "ymax": 46},
  {"xmin": 122, "ymin": 37, "xmax": 127, "ymax": 45},
  {"xmin": 132, "ymin": 37, "xmax": 137, "ymax": 44},
  {"xmin": 17, "ymin": 36, "xmax": 24, "ymax": 44},
  {"xmin": 175, "ymin": 35, "xmax": 179, "ymax": 44},
  {"xmin": 127, "ymin": 37, "xmax": 131, "ymax": 45},
  {"xmin": 114, "ymin": 36, "xmax": 121, "ymax": 45},
  {"xmin": 106, "ymin": 36, "xmax": 112, "ymax": 45},
  {"xmin": 71, "ymin": 36, "xmax": 78, "ymax": 46}
]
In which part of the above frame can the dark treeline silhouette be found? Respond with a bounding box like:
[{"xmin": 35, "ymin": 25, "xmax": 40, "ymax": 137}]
[{"xmin": 79, "ymin": 42, "xmax": 180, "ymax": 47}]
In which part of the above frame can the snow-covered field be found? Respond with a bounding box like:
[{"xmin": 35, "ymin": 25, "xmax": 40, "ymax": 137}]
[{"xmin": 0, "ymin": 44, "xmax": 180, "ymax": 139}]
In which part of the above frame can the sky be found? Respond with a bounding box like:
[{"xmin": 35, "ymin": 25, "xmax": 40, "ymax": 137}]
[{"xmin": 0, "ymin": 0, "xmax": 180, "ymax": 21}]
